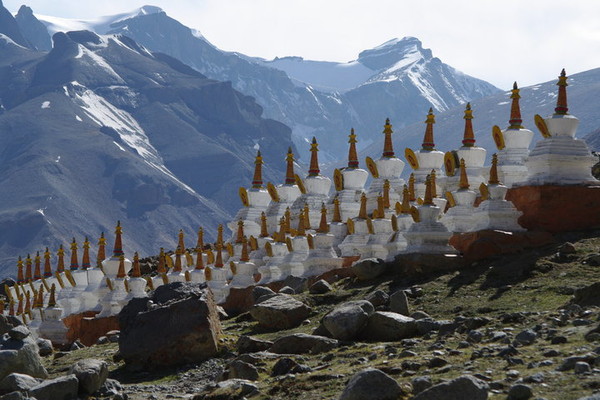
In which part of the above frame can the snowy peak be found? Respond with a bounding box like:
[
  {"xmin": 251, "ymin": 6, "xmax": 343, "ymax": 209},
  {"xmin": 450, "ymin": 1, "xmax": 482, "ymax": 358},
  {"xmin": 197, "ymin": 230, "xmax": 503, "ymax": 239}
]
[{"xmin": 358, "ymin": 37, "xmax": 430, "ymax": 72}]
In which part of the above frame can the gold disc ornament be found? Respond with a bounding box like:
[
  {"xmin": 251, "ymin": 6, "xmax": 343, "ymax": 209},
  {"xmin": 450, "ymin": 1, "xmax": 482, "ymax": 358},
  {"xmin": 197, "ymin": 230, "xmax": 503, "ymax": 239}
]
[
  {"xmin": 365, "ymin": 156, "xmax": 379, "ymax": 178},
  {"xmin": 238, "ymin": 187, "xmax": 249, "ymax": 207},
  {"xmin": 534, "ymin": 114, "xmax": 552, "ymax": 138},
  {"xmin": 294, "ymin": 174, "xmax": 307, "ymax": 194},
  {"xmin": 267, "ymin": 182, "xmax": 280, "ymax": 202},
  {"xmin": 492, "ymin": 125, "xmax": 505, "ymax": 150},
  {"xmin": 444, "ymin": 151, "xmax": 458, "ymax": 177},
  {"xmin": 333, "ymin": 168, "xmax": 344, "ymax": 191},
  {"xmin": 404, "ymin": 148, "xmax": 420, "ymax": 170}
]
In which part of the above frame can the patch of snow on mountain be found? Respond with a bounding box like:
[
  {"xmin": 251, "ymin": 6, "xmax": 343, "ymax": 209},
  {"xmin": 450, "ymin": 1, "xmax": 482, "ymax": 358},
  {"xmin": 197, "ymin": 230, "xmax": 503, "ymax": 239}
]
[
  {"xmin": 76, "ymin": 44, "xmax": 124, "ymax": 83},
  {"xmin": 41, "ymin": 101, "xmax": 50, "ymax": 109},
  {"xmin": 407, "ymin": 68, "xmax": 448, "ymax": 111},
  {"xmin": 36, "ymin": 14, "xmax": 92, "ymax": 35},
  {"xmin": 382, "ymin": 46, "xmax": 422, "ymax": 75},
  {"xmin": 0, "ymin": 34, "xmax": 27, "ymax": 49}
]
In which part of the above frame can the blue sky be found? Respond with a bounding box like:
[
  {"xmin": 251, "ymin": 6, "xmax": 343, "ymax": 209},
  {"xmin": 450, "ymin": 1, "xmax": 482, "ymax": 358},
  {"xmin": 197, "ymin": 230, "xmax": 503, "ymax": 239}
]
[{"xmin": 4, "ymin": 0, "xmax": 600, "ymax": 89}]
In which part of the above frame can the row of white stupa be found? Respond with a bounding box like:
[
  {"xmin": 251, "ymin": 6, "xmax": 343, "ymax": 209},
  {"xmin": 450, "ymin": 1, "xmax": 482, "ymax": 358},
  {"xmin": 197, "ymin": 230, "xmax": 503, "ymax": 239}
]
[{"xmin": 2, "ymin": 70, "xmax": 598, "ymax": 346}]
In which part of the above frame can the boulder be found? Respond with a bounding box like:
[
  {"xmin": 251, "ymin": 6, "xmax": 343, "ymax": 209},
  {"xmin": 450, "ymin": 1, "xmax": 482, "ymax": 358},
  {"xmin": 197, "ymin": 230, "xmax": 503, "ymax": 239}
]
[
  {"xmin": 249, "ymin": 294, "xmax": 311, "ymax": 330},
  {"xmin": 199, "ymin": 379, "xmax": 259, "ymax": 399},
  {"xmin": 0, "ymin": 373, "xmax": 40, "ymax": 394},
  {"xmin": 227, "ymin": 360, "xmax": 259, "ymax": 381},
  {"xmin": 322, "ymin": 300, "xmax": 374, "ymax": 340},
  {"xmin": 514, "ymin": 329, "xmax": 537, "ymax": 346},
  {"xmin": 351, "ymin": 258, "xmax": 387, "ymax": 281},
  {"xmin": 0, "ymin": 315, "xmax": 20, "ymax": 337},
  {"xmin": 389, "ymin": 290, "xmax": 410, "ymax": 316},
  {"xmin": 29, "ymin": 374, "xmax": 79, "ymax": 400},
  {"xmin": 366, "ymin": 290, "xmax": 389, "ymax": 307},
  {"xmin": 309, "ymin": 280, "xmax": 333, "ymax": 295},
  {"xmin": 363, "ymin": 312, "xmax": 417, "ymax": 341},
  {"xmin": 412, "ymin": 375, "xmax": 488, "ymax": 400},
  {"xmin": 339, "ymin": 368, "xmax": 406, "ymax": 400},
  {"xmin": 281, "ymin": 275, "xmax": 308, "ymax": 293},
  {"xmin": 36, "ymin": 339, "xmax": 53, "ymax": 357},
  {"xmin": 7, "ymin": 327, "xmax": 29, "ymax": 341},
  {"xmin": 271, "ymin": 357, "xmax": 299, "ymax": 376},
  {"xmin": 507, "ymin": 384, "xmax": 533, "ymax": 400},
  {"xmin": 252, "ymin": 286, "xmax": 276, "ymax": 303},
  {"xmin": 0, "ymin": 391, "xmax": 29, "ymax": 400},
  {"xmin": 95, "ymin": 378, "xmax": 122, "ymax": 398},
  {"xmin": 69, "ymin": 359, "xmax": 109, "ymax": 396},
  {"xmin": 0, "ymin": 328, "xmax": 47, "ymax": 381},
  {"xmin": 572, "ymin": 282, "xmax": 600, "ymax": 307},
  {"xmin": 279, "ymin": 286, "xmax": 295, "ymax": 295},
  {"xmin": 119, "ymin": 282, "xmax": 222, "ymax": 370},
  {"xmin": 269, "ymin": 333, "xmax": 338, "ymax": 354},
  {"xmin": 236, "ymin": 335, "xmax": 273, "ymax": 354}
]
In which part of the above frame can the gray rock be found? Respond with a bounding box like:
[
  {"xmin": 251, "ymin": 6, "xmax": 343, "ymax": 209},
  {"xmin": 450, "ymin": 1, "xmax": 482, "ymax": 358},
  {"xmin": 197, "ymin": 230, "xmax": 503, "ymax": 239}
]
[
  {"xmin": 250, "ymin": 294, "xmax": 311, "ymax": 330},
  {"xmin": 252, "ymin": 286, "xmax": 276, "ymax": 303},
  {"xmin": 211, "ymin": 379, "xmax": 259, "ymax": 398},
  {"xmin": 7, "ymin": 327, "xmax": 29, "ymax": 341},
  {"xmin": 366, "ymin": 290, "xmax": 389, "ymax": 307},
  {"xmin": 0, "ymin": 316, "xmax": 20, "ymax": 337},
  {"xmin": 0, "ymin": 334, "xmax": 48, "ymax": 381},
  {"xmin": 514, "ymin": 329, "xmax": 537, "ymax": 346},
  {"xmin": 577, "ymin": 395, "xmax": 600, "ymax": 400},
  {"xmin": 572, "ymin": 282, "xmax": 600, "ymax": 307},
  {"xmin": 309, "ymin": 279, "xmax": 333, "ymax": 294},
  {"xmin": 351, "ymin": 258, "xmax": 387, "ymax": 281},
  {"xmin": 228, "ymin": 360, "xmax": 259, "ymax": 381},
  {"xmin": 411, "ymin": 311, "xmax": 431, "ymax": 319},
  {"xmin": 281, "ymin": 275, "xmax": 309, "ymax": 293},
  {"xmin": 35, "ymin": 339, "xmax": 53, "ymax": 357},
  {"xmin": 363, "ymin": 312, "xmax": 417, "ymax": 341},
  {"xmin": 574, "ymin": 361, "xmax": 591, "ymax": 374},
  {"xmin": 468, "ymin": 330, "xmax": 484, "ymax": 343},
  {"xmin": 29, "ymin": 374, "xmax": 79, "ymax": 400},
  {"xmin": 236, "ymin": 335, "xmax": 273, "ymax": 354},
  {"xmin": 0, "ymin": 373, "xmax": 40, "ymax": 393},
  {"xmin": 412, "ymin": 375, "xmax": 433, "ymax": 394},
  {"xmin": 322, "ymin": 300, "xmax": 374, "ymax": 340},
  {"xmin": 0, "ymin": 392, "xmax": 29, "ymax": 400},
  {"xmin": 96, "ymin": 378, "xmax": 122, "ymax": 397},
  {"xmin": 269, "ymin": 333, "xmax": 337, "ymax": 354},
  {"xmin": 279, "ymin": 286, "xmax": 295, "ymax": 295},
  {"xmin": 412, "ymin": 375, "xmax": 489, "ymax": 400},
  {"xmin": 507, "ymin": 384, "xmax": 533, "ymax": 400},
  {"xmin": 557, "ymin": 354, "xmax": 597, "ymax": 371},
  {"xmin": 69, "ymin": 359, "xmax": 109, "ymax": 396},
  {"xmin": 389, "ymin": 290, "xmax": 410, "ymax": 316},
  {"xmin": 339, "ymin": 368, "xmax": 405, "ymax": 400},
  {"xmin": 271, "ymin": 357, "xmax": 298, "ymax": 377}
]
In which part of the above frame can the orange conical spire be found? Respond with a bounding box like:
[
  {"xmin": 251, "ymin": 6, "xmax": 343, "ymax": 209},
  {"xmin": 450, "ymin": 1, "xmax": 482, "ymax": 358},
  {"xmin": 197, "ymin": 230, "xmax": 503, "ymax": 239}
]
[
  {"xmin": 240, "ymin": 236, "xmax": 250, "ymax": 262},
  {"xmin": 430, "ymin": 170, "xmax": 438, "ymax": 198},
  {"xmin": 131, "ymin": 252, "xmax": 141, "ymax": 278},
  {"xmin": 48, "ymin": 284, "xmax": 57, "ymax": 307},
  {"xmin": 196, "ymin": 227, "xmax": 204, "ymax": 251},
  {"xmin": 296, "ymin": 210, "xmax": 306, "ymax": 236},
  {"xmin": 285, "ymin": 147, "xmax": 296, "ymax": 185},
  {"xmin": 422, "ymin": 108, "xmax": 436, "ymax": 150},
  {"xmin": 508, "ymin": 82, "xmax": 523, "ymax": 129},
  {"xmin": 375, "ymin": 196, "xmax": 385, "ymax": 219},
  {"xmin": 174, "ymin": 248, "xmax": 183, "ymax": 272},
  {"xmin": 177, "ymin": 229, "xmax": 185, "ymax": 254},
  {"xmin": 348, "ymin": 128, "xmax": 359, "ymax": 168},
  {"xmin": 276, "ymin": 217, "xmax": 287, "ymax": 243},
  {"xmin": 70, "ymin": 238, "xmax": 79, "ymax": 271},
  {"xmin": 332, "ymin": 197, "xmax": 342, "ymax": 223},
  {"xmin": 408, "ymin": 173, "xmax": 416, "ymax": 201},
  {"xmin": 195, "ymin": 245, "xmax": 204, "ymax": 270},
  {"xmin": 24, "ymin": 292, "xmax": 31, "ymax": 315},
  {"xmin": 57, "ymin": 245, "xmax": 65, "ymax": 273},
  {"xmin": 9, "ymin": 300, "xmax": 15, "ymax": 316},
  {"xmin": 423, "ymin": 175, "xmax": 434, "ymax": 205},
  {"xmin": 462, "ymin": 103, "xmax": 475, "ymax": 147},
  {"xmin": 284, "ymin": 208, "xmax": 292, "ymax": 234},
  {"xmin": 116, "ymin": 255, "xmax": 126, "ymax": 278},
  {"xmin": 459, "ymin": 158, "xmax": 470, "ymax": 190},
  {"xmin": 489, "ymin": 153, "xmax": 500, "ymax": 185},
  {"xmin": 358, "ymin": 193, "xmax": 368, "ymax": 219},
  {"xmin": 16, "ymin": 256, "xmax": 24, "ymax": 284},
  {"xmin": 300, "ymin": 204, "xmax": 309, "ymax": 230},
  {"xmin": 25, "ymin": 254, "xmax": 32, "ymax": 282},
  {"xmin": 43, "ymin": 248, "xmax": 52, "ymax": 278},
  {"xmin": 259, "ymin": 212, "xmax": 269, "ymax": 238},
  {"xmin": 308, "ymin": 137, "xmax": 320, "ymax": 176},
  {"xmin": 16, "ymin": 295, "xmax": 23, "ymax": 315},
  {"xmin": 317, "ymin": 203, "xmax": 329, "ymax": 233},
  {"xmin": 81, "ymin": 237, "xmax": 91, "ymax": 269},
  {"xmin": 554, "ymin": 68, "xmax": 569, "ymax": 115},
  {"xmin": 33, "ymin": 251, "xmax": 42, "ymax": 280},
  {"xmin": 97, "ymin": 232, "xmax": 106, "ymax": 266},
  {"xmin": 157, "ymin": 248, "xmax": 167, "ymax": 274},
  {"xmin": 382, "ymin": 118, "xmax": 395, "ymax": 157},
  {"xmin": 214, "ymin": 244, "xmax": 224, "ymax": 268},
  {"xmin": 252, "ymin": 150, "xmax": 264, "ymax": 188},
  {"xmin": 235, "ymin": 220, "xmax": 245, "ymax": 244},
  {"xmin": 217, "ymin": 224, "xmax": 224, "ymax": 247},
  {"xmin": 113, "ymin": 221, "xmax": 124, "ymax": 257},
  {"xmin": 383, "ymin": 179, "xmax": 391, "ymax": 208},
  {"xmin": 401, "ymin": 185, "xmax": 411, "ymax": 214},
  {"xmin": 35, "ymin": 286, "xmax": 44, "ymax": 308}
]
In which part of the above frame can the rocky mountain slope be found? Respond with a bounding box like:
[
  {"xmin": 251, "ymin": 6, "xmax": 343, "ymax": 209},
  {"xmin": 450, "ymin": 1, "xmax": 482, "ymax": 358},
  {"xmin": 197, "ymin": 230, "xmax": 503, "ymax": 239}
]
[
  {"xmin": 31, "ymin": 6, "xmax": 499, "ymax": 160},
  {"xmin": 0, "ymin": 4, "xmax": 295, "ymax": 277}
]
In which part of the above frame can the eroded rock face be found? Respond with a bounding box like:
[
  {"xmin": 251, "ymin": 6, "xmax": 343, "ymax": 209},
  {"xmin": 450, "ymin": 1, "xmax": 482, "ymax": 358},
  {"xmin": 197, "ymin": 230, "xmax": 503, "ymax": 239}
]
[
  {"xmin": 118, "ymin": 282, "xmax": 222, "ymax": 370},
  {"xmin": 249, "ymin": 294, "xmax": 310, "ymax": 330}
]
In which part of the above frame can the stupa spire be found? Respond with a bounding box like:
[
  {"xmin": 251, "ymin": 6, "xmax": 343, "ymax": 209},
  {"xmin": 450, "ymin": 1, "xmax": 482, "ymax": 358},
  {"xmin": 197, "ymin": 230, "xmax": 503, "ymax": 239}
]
[
  {"xmin": 422, "ymin": 108, "xmax": 436, "ymax": 150},
  {"xmin": 214, "ymin": 244, "xmax": 224, "ymax": 268},
  {"xmin": 57, "ymin": 245, "xmax": 65, "ymax": 273},
  {"xmin": 459, "ymin": 158, "xmax": 470, "ymax": 189},
  {"xmin": 348, "ymin": 128, "xmax": 359, "ymax": 168},
  {"xmin": 401, "ymin": 185, "xmax": 411, "ymax": 214},
  {"xmin": 308, "ymin": 137, "xmax": 321, "ymax": 176},
  {"xmin": 235, "ymin": 220, "xmax": 245, "ymax": 244},
  {"xmin": 462, "ymin": 103, "xmax": 475, "ymax": 147},
  {"xmin": 177, "ymin": 229, "xmax": 185, "ymax": 254},
  {"xmin": 25, "ymin": 254, "xmax": 32, "ymax": 282},
  {"xmin": 358, "ymin": 193, "xmax": 368, "ymax": 219},
  {"xmin": 375, "ymin": 196, "xmax": 385, "ymax": 219},
  {"xmin": 195, "ymin": 244, "xmax": 204, "ymax": 270},
  {"xmin": 382, "ymin": 118, "xmax": 395, "ymax": 157},
  {"xmin": 383, "ymin": 179, "xmax": 391, "ymax": 208},
  {"xmin": 285, "ymin": 147, "xmax": 296, "ymax": 184},
  {"xmin": 332, "ymin": 197, "xmax": 342, "ymax": 223},
  {"xmin": 252, "ymin": 150, "xmax": 264, "ymax": 188},
  {"xmin": 423, "ymin": 175, "xmax": 434, "ymax": 205},
  {"xmin": 157, "ymin": 248, "xmax": 166, "ymax": 274},
  {"xmin": 43, "ymin": 248, "xmax": 52, "ymax": 278},
  {"xmin": 489, "ymin": 153, "xmax": 500, "ymax": 185},
  {"xmin": 97, "ymin": 232, "xmax": 106, "ymax": 267},
  {"xmin": 33, "ymin": 251, "xmax": 41, "ymax": 280},
  {"xmin": 284, "ymin": 207, "xmax": 292, "ymax": 234},
  {"xmin": 70, "ymin": 238, "xmax": 79, "ymax": 271},
  {"xmin": 408, "ymin": 173, "xmax": 416, "ymax": 201},
  {"xmin": 276, "ymin": 217, "xmax": 287, "ymax": 243},
  {"xmin": 131, "ymin": 252, "xmax": 141, "ymax": 278},
  {"xmin": 317, "ymin": 203, "xmax": 329, "ymax": 233},
  {"xmin": 48, "ymin": 284, "xmax": 57, "ymax": 307},
  {"xmin": 81, "ymin": 237, "xmax": 91, "ymax": 269},
  {"xmin": 112, "ymin": 221, "xmax": 124, "ymax": 257},
  {"xmin": 116, "ymin": 255, "xmax": 126, "ymax": 278},
  {"xmin": 174, "ymin": 248, "xmax": 183, "ymax": 272},
  {"xmin": 240, "ymin": 237, "xmax": 250, "ymax": 262},
  {"xmin": 430, "ymin": 170, "xmax": 438, "ymax": 198},
  {"xmin": 303, "ymin": 203, "xmax": 311, "ymax": 229},
  {"xmin": 296, "ymin": 210, "xmax": 306, "ymax": 236},
  {"xmin": 17, "ymin": 257, "xmax": 24, "ymax": 284},
  {"xmin": 509, "ymin": 82, "xmax": 523, "ymax": 129},
  {"xmin": 35, "ymin": 286, "xmax": 44, "ymax": 309},
  {"xmin": 196, "ymin": 227, "xmax": 204, "ymax": 251},
  {"xmin": 554, "ymin": 68, "xmax": 569, "ymax": 115},
  {"xmin": 259, "ymin": 212, "xmax": 269, "ymax": 238}
]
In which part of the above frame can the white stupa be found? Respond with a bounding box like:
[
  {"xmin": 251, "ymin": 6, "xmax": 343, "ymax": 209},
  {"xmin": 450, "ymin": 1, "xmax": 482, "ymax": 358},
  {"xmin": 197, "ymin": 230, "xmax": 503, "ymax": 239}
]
[
  {"xmin": 38, "ymin": 284, "xmax": 69, "ymax": 346},
  {"xmin": 280, "ymin": 210, "xmax": 310, "ymax": 278},
  {"xmin": 302, "ymin": 204, "xmax": 344, "ymax": 277},
  {"xmin": 81, "ymin": 234, "xmax": 107, "ymax": 312},
  {"xmin": 385, "ymin": 186, "xmax": 415, "ymax": 258},
  {"xmin": 328, "ymin": 197, "xmax": 348, "ymax": 254},
  {"xmin": 338, "ymin": 193, "xmax": 371, "ymax": 257},
  {"xmin": 257, "ymin": 217, "xmax": 290, "ymax": 284},
  {"xmin": 361, "ymin": 196, "xmax": 394, "ymax": 260},
  {"xmin": 524, "ymin": 69, "xmax": 598, "ymax": 186},
  {"xmin": 365, "ymin": 119, "xmax": 404, "ymax": 213},
  {"xmin": 125, "ymin": 253, "xmax": 148, "ymax": 301},
  {"xmin": 493, "ymin": 82, "xmax": 534, "ymax": 187},
  {"xmin": 265, "ymin": 147, "xmax": 302, "ymax": 233},
  {"xmin": 248, "ymin": 212, "xmax": 273, "ymax": 269},
  {"xmin": 474, "ymin": 154, "xmax": 525, "ymax": 231},
  {"xmin": 229, "ymin": 237, "xmax": 258, "ymax": 288},
  {"xmin": 441, "ymin": 159, "xmax": 478, "ymax": 233},
  {"xmin": 205, "ymin": 245, "xmax": 230, "ymax": 303}
]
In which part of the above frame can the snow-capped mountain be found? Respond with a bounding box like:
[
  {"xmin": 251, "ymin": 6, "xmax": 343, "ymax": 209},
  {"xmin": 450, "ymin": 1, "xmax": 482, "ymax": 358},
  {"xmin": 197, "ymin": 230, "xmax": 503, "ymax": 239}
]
[
  {"xmin": 30, "ymin": 7, "xmax": 499, "ymax": 161},
  {"xmin": 0, "ymin": 4, "xmax": 295, "ymax": 277}
]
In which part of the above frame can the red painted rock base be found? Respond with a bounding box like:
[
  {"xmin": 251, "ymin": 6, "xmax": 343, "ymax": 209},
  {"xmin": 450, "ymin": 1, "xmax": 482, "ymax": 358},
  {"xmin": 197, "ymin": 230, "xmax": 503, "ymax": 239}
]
[
  {"xmin": 63, "ymin": 311, "xmax": 120, "ymax": 347},
  {"xmin": 506, "ymin": 185, "xmax": 600, "ymax": 233}
]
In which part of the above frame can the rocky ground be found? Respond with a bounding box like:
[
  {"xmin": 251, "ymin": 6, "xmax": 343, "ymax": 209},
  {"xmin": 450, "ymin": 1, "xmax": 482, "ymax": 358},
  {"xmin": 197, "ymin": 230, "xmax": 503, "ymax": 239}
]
[{"xmin": 27, "ymin": 230, "xmax": 600, "ymax": 399}]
